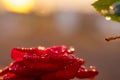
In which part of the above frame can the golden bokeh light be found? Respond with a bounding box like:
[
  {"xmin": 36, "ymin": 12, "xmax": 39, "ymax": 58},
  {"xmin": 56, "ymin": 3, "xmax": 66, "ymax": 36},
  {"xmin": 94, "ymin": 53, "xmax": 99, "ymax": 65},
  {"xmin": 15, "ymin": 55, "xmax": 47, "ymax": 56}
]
[
  {"xmin": 34, "ymin": 0, "xmax": 56, "ymax": 16},
  {"xmin": 105, "ymin": 16, "xmax": 111, "ymax": 21},
  {"xmin": 2, "ymin": 0, "xmax": 35, "ymax": 13}
]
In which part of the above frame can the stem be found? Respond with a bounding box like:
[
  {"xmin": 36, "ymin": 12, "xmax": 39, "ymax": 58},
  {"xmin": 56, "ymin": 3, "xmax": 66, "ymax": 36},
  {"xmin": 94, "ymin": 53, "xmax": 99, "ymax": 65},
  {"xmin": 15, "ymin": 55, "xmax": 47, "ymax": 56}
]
[{"xmin": 105, "ymin": 36, "xmax": 120, "ymax": 41}]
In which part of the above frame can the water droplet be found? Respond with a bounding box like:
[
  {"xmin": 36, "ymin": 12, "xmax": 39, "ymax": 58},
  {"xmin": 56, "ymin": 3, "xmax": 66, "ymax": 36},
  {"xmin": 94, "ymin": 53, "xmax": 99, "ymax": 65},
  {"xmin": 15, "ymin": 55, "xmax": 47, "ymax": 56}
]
[
  {"xmin": 9, "ymin": 68, "xmax": 12, "ymax": 71},
  {"xmin": 63, "ymin": 53, "xmax": 68, "ymax": 56},
  {"xmin": 0, "ymin": 70, "xmax": 2, "ymax": 73},
  {"xmin": 38, "ymin": 46, "xmax": 45, "ymax": 50},
  {"xmin": 41, "ymin": 56, "xmax": 45, "ymax": 59},
  {"xmin": 22, "ymin": 48, "xmax": 25, "ymax": 50},
  {"xmin": 79, "ymin": 58, "xmax": 84, "ymax": 61},
  {"xmin": 68, "ymin": 47, "xmax": 75, "ymax": 53},
  {"xmin": 109, "ymin": 6, "xmax": 114, "ymax": 10},
  {"xmin": 41, "ymin": 55, "xmax": 46, "ymax": 59},
  {"xmin": 105, "ymin": 16, "xmax": 111, "ymax": 21},
  {"xmin": 89, "ymin": 66, "xmax": 95, "ymax": 69},
  {"xmin": 70, "ymin": 47, "xmax": 75, "ymax": 51},
  {"xmin": 101, "ymin": 9, "xmax": 108, "ymax": 14},
  {"xmin": 55, "ymin": 51, "xmax": 58, "ymax": 53},
  {"xmin": 29, "ymin": 48, "xmax": 33, "ymax": 50},
  {"xmin": 109, "ymin": 6, "xmax": 115, "ymax": 14}
]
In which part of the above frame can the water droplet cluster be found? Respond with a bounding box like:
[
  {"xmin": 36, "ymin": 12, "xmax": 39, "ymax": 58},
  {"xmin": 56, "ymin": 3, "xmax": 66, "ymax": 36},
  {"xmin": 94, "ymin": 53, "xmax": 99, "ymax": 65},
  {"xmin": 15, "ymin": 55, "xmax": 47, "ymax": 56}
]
[{"xmin": 0, "ymin": 46, "xmax": 98, "ymax": 80}]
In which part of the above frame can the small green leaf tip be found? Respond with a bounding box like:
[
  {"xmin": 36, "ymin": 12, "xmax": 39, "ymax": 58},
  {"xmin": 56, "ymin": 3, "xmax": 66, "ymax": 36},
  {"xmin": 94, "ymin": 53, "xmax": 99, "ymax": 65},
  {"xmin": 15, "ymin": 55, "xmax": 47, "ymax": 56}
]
[{"xmin": 92, "ymin": 0, "xmax": 120, "ymax": 22}]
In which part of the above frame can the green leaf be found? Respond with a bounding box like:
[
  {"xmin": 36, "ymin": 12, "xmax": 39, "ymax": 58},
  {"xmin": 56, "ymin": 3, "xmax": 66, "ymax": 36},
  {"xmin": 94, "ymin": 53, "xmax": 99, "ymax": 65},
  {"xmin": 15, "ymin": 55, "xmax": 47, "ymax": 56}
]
[{"xmin": 92, "ymin": 0, "xmax": 120, "ymax": 22}]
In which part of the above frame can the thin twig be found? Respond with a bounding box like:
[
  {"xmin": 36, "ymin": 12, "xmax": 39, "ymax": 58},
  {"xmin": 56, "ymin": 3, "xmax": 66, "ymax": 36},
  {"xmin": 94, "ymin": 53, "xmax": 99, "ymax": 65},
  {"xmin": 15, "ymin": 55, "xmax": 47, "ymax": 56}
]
[{"xmin": 105, "ymin": 36, "xmax": 120, "ymax": 41}]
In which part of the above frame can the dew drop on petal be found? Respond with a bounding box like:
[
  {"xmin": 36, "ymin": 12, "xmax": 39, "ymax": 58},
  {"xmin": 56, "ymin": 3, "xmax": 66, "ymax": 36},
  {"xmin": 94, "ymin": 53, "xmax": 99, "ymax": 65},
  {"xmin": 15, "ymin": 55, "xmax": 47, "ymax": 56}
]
[
  {"xmin": 0, "ymin": 70, "xmax": 2, "ymax": 73},
  {"xmin": 89, "ymin": 66, "xmax": 95, "ymax": 69},
  {"xmin": 70, "ymin": 47, "xmax": 75, "ymax": 51},
  {"xmin": 22, "ymin": 48, "xmax": 25, "ymax": 50},
  {"xmin": 38, "ymin": 46, "xmax": 45, "ymax": 50},
  {"xmin": 68, "ymin": 47, "xmax": 75, "ymax": 54}
]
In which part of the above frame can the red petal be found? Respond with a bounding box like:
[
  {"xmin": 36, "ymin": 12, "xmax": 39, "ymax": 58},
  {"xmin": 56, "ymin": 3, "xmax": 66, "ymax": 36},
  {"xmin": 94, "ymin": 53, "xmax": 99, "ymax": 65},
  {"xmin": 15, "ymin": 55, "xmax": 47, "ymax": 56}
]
[
  {"xmin": 0, "ymin": 66, "xmax": 9, "ymax": 76},
  {"xmin": 76, "ymin": 66, "xmax": 99, "ymax": 79},
  {"xmin": 3, "ymin": 73, "xmax": 36, "ymax": 80},
  {"xmin": 9, "ymin": 61, "xmax": 42, "ymax": 77},
  {"xmin": 23, "ymin": 60, "xmax": 59, "ymax": 72},
  {"xmin": 41, "ymin": 60, "xmax": 81, "ymax": 80},
  {"xmin": 11, "ymin": 48, "xmax": 47, "ymax": 61},
  {"xmin": 11, "ymin": 48, "xmax": 27, "ymax": 61}
]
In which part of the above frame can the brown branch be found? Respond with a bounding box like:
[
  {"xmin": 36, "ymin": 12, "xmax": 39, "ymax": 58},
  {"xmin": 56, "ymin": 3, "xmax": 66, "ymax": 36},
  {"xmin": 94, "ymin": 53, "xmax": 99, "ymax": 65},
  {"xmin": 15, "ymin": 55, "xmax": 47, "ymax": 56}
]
[{"xmin": 105, "ymin": 36, "xmax": 120, "ymax": 41}]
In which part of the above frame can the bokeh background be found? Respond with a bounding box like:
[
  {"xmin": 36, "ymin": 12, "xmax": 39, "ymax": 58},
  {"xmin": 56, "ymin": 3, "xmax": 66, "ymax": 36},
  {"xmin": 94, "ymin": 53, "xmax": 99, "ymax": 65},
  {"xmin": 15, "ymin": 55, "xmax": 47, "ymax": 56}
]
[{"xmin": 0, "ymin": 0, "xmax": 120, "ymax": 80}]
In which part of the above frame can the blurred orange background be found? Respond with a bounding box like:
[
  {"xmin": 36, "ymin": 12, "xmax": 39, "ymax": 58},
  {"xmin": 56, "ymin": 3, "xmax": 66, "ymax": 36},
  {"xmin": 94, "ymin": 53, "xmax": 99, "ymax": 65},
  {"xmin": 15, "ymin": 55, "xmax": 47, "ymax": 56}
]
[{"xmin": 0, "ymin": 0, "xmax": 120, "ymax": 80}]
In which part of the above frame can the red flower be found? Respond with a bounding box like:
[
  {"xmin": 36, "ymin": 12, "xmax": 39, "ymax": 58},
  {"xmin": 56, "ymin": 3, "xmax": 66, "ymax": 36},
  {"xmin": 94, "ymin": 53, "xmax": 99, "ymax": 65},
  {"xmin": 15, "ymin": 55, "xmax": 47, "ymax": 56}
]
[{"xmin": 0, "ymin": 46, "xmax": 98, "ymax": 80}]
